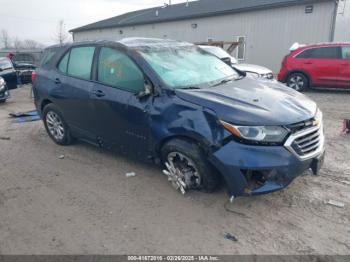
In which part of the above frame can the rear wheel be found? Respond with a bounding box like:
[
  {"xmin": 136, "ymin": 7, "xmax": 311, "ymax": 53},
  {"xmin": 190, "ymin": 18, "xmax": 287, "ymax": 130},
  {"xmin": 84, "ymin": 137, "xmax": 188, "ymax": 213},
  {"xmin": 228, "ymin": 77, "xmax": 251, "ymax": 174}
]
[
  {"xmin": 161, "ymin": 139, "xmax": 219, "ymax": 194},
  {"xmin": 287, "ymin": 73, "xmax": 309, "ymax": 92},
  {"xmin": 43, "ymin": 104, "xmax": 74, "ymax": 145}
]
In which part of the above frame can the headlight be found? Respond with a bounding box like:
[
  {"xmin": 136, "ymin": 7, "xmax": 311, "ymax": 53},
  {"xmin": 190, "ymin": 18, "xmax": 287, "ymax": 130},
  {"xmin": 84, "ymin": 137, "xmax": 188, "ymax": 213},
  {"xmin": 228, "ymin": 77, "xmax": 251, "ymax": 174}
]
[
  {"xmin": 0, "ymin": 77, "xmax": 5, "ymax": 91},
  {"xmin": 220, "ymin": 121, "xmax": 289, "ymax": 144},
  {"xmin": 314, "ymin": 109, "xmax": 323, "ymax": 127}
]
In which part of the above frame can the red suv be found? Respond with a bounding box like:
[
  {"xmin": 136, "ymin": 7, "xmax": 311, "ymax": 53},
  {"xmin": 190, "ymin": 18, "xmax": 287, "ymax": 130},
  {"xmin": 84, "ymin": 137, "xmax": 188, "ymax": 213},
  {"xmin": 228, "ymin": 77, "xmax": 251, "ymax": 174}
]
[{"xmin": 278, "ymin": 43, "xmax": 350, "ymax": 91}]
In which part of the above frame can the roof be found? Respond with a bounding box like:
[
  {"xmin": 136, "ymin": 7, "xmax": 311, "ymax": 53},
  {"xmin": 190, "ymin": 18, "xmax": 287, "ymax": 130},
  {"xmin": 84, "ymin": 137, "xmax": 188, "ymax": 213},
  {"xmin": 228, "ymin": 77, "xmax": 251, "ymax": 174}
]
[
  {"xmin": 44, "ymin": 38, "xmax": 194, "ymax": 51},
  {"xmin": 70, "ymin": 0, "xmax": 333, "ymax": 33}
]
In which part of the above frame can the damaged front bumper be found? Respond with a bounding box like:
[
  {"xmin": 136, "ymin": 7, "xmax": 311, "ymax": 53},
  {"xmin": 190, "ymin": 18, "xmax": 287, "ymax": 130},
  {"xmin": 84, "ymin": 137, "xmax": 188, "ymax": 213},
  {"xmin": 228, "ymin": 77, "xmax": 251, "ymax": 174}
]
[{"xmin": 209, "ymin": 134, "xmax": 325, "ymax": 197}]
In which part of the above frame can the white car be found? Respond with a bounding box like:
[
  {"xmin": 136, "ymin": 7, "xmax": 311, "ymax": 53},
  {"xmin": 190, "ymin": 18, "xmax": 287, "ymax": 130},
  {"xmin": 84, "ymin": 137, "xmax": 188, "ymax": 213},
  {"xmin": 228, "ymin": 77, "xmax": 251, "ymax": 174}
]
[{"xmin": 199, "ymin": 45, "xmax": 274, "ymax": 80}]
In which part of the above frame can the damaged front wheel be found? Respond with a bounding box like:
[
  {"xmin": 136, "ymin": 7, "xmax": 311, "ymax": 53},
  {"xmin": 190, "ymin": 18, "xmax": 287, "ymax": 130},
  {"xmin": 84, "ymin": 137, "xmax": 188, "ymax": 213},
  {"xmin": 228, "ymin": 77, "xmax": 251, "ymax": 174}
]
[{"xmin": 161, "ymin": 139, "xmax": 219, "ymax": 194}]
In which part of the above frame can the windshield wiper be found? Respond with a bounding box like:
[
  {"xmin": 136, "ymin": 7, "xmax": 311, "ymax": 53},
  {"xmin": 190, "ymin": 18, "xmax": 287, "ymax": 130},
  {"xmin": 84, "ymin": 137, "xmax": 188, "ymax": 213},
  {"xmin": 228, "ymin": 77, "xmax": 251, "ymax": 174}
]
[
  {"xmin": 180, "ymin": 86, "xmax": 201, "ymax": 90},
  {"xmin": 212, "ymin": 77, "xmax": 235, "ymax": 87}
]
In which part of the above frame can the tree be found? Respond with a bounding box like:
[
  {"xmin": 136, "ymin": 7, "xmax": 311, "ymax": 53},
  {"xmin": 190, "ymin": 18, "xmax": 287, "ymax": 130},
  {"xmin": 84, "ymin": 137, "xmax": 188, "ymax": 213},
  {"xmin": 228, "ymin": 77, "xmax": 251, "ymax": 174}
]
[
  {"xmin": 22, "ymin": 39, "xmax": 44, "ymax": 49},
  {"xmin": 0, "ymin": 29, "xmax": 10, "ymax": 49},
  {"xmin": 54, "ymin": 20, "xmax": 69, "ymax": 45},
  {"xmin": 13, "ymin": 37, "xmax": 23, "ymax": 50}
]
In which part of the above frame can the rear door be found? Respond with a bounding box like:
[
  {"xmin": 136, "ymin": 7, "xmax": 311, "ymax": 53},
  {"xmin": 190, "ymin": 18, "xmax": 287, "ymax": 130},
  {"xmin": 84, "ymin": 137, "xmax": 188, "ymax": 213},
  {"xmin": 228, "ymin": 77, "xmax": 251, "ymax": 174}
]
[
  {"xmin": 54, "ymin": 46, "xmax": 97, "ymax": 140},
  {"xmin": 339, "ymin": 46, "xmax": 350, "ymax": 86},
  {"xmin": 90, "ymin": 46, "xmax": 152, "ymax": 158},
  {"xmin": 296, "ymin": 46, "xmax": 341, "ymax": 86}
]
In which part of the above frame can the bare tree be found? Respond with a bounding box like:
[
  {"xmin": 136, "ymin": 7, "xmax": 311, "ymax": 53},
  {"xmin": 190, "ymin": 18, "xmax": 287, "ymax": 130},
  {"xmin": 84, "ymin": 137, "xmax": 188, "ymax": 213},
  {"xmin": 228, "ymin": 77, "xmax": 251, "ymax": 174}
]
[
  {"xmin": 13, "ymin": 37, "xmax": 23, "ymax": 51},
  {"xmin": 54, "ymin": 20, "xmax": 69, "ymax": 45},
  {"xmin": 22, "ymin": 39, "xmax": 44, "ymax": 49},
  {"xmin": 0, "ymin": 29, "xmax": 11, "ymax": 49}
]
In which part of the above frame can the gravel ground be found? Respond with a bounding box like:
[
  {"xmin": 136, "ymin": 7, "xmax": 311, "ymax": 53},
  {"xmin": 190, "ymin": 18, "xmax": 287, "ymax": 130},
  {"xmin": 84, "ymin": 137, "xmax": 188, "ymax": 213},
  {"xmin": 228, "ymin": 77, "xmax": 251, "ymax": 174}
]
[{"xmin": 0, "ymin": 86, "xmax": 349, "ymax": 255}]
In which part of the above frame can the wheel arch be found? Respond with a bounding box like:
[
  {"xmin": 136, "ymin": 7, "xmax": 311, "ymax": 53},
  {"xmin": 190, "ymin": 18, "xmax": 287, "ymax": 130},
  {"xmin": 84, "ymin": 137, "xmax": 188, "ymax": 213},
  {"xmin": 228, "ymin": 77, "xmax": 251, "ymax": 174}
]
[
  {"xmin": 286, "ymin": 70, "xmax": 312, "ymax": 86},
  {"xmin": 41, "ymin": 99, "xmax": 53, "ymax": 112}
]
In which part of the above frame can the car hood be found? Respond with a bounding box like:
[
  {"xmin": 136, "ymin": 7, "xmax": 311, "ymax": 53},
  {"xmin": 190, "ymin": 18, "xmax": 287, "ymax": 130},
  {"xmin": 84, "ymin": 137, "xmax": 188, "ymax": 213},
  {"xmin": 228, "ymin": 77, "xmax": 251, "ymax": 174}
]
[
  {"xmin": 175, "ymin": 78, "xmax": 317, "ymax": 126},
  {"xmin": 233, "ymin": 63, "xmax": 272, "ymax": 75}
]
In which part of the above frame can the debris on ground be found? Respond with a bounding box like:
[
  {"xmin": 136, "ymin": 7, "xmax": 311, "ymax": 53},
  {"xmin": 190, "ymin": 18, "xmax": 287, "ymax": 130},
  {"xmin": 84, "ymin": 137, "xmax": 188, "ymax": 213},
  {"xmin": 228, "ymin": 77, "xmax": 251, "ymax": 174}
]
[
  {"xmin": 0, "ymin": 136, "xmax": 10, "ymax": 140},
  {"xmin": 58, "ymin": 155, "xmax": 65, "ymax": 160},
  {"xmin": 9, "ymin": 110, "xmax": 40, "ymax": 123},
  {"xmin": 325, "ymin": 199, "xmax": 345, "ymax": 208},
  {"xmin": 224, "ymin": 233, "xmax": 238, "ymax": 242},
  {"xmin": 342, "ymin": 119, "xmax": 350, "ymax": 134},
  {"xmin": 126, "ymin": 172, "xmax": 136, "ymax": 178}
]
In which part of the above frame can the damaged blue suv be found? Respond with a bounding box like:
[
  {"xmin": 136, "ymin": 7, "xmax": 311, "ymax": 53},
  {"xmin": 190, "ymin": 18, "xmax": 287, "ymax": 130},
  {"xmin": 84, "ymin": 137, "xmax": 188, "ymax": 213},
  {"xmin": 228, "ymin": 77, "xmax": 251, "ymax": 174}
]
[{"xmin": 33, "ymin": 38, "xmax": 325, "ymax": 198}]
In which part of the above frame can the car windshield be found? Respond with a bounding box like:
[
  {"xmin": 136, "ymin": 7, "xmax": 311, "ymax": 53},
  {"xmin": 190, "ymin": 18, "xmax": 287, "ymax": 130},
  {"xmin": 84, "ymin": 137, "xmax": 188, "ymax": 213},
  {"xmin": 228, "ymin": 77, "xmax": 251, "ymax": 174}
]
[
  {"xmin": 139, "ymin": 46, "xmax": 239, "ymax": 89},
  {"xmin": 0, "ymin": 59, "xmax": 13, "ymax": 70}
]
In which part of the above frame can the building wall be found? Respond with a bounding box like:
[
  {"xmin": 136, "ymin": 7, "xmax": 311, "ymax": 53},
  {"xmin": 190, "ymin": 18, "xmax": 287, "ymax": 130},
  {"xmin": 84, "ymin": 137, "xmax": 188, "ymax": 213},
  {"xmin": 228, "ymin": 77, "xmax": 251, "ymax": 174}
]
[
  {"xmin": 334, "ymin": 0, "xmax": 350, "ymax": 41},
  {"xmin": 73, "ymin": 1, "xmax": 335, "ymax": 73}
]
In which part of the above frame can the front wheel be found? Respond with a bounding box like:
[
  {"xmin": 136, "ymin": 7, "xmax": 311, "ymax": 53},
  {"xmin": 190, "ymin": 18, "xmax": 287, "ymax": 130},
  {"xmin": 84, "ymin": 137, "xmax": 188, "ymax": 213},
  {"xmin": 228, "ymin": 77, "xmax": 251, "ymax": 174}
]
[
  {"xmin": 287, "ymin": 73, "xmax": 309, "ymax": 92},
  {"xmin": 43, "ymin": 104, "xmax": 74, "ymax": 145},
  {"xmin": 161, "ymin": 139, "xmax": 219, "ymax": 194}
]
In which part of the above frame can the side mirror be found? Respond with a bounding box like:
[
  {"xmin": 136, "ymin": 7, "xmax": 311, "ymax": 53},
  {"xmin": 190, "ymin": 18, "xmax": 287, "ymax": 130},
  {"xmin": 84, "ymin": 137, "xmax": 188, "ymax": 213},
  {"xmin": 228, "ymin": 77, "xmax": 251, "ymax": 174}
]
[
  {"xmin": 0, "ymin": 68, "xmax": 3, "ymax": 72},
  {"xmin": 136, "ymin": 80, "xmax": 153, "ymax": 99}
]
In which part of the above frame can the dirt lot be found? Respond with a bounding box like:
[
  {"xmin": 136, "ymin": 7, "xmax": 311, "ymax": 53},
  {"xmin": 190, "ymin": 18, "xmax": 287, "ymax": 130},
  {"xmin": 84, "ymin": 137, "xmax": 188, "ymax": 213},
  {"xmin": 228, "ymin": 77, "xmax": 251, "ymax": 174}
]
[{"xmin": 0, "ymin": 86, "xmax": 349, "ymax": 255}]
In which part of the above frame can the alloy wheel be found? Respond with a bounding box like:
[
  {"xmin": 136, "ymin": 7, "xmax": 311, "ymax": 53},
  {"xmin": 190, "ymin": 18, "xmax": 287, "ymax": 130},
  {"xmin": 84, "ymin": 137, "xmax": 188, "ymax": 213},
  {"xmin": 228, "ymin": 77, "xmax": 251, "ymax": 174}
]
[
  {"xmin": 46, "ymin": 111, "xmax": 65, "ymax": 141},
  {"xmin": 165, "ymin": 152, "xmax": 202, "ymax": 193},
  {"xmin": 288, "ymin": 75, "xmax": 305, "ymax": 91}
]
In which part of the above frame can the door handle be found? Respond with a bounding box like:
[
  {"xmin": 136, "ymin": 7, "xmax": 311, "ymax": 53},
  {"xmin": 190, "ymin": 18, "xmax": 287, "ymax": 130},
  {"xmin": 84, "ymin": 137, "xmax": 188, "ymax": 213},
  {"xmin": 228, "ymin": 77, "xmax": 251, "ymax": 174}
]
[
  {"xmin": 54, "ymin": 78, "xmax": 61, "ymax": 84},
  {"xmin": 304, "ymin": 62, "xmax": 313, "ymax": 65},
  {"xmin": 92, "ymin": 90, "xmax": 106, "ymax": 97}
]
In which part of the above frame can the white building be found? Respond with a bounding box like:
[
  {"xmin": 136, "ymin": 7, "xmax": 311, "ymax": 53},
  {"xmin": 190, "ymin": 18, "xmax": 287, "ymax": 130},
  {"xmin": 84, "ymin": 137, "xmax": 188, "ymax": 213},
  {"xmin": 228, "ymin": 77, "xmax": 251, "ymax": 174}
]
[{"xmin": 70, "ymin": 0, "xmax": 349, "ymax": 73}]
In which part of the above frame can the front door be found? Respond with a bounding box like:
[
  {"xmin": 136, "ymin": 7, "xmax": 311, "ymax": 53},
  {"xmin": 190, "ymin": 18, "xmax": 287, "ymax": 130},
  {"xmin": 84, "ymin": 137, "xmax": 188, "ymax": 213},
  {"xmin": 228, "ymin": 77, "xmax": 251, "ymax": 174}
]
[
  {"xmin": 91, "ymin": 46, "xmax": 152, "ymax": 159},
  {"xmin": 303, "ymin": 46, "xmax": 342, "ymax": 86}
]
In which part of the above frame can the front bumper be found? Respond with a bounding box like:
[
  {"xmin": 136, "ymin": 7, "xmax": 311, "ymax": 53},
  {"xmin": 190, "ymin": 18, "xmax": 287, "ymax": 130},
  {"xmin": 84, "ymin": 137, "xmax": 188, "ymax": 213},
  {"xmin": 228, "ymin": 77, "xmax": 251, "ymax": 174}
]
[{"xmin": 209, "ymin": 138, "xmax": 325, "ymax": 197}]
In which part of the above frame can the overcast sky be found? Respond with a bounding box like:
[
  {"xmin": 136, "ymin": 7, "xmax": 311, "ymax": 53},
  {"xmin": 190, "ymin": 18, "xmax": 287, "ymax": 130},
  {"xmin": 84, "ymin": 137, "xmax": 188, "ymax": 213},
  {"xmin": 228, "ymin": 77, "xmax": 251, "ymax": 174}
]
[{"xmin": 0, "ymin": 0, "xmax": 189, "ymax": 46}]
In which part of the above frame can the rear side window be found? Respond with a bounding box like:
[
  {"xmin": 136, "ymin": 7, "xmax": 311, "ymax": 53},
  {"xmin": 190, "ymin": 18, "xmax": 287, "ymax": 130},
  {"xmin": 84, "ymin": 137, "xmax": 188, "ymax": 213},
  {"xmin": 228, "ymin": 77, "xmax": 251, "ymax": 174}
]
[
  {"xmin": 58, "ymin": 52, "xmax": 69, "ymax": 73},
  {"xmin": 41, "ymin": 49, "xmax": 57, "ymax": 67},
  {"xmin": 97, "ymin": 47, "xmax": 144, "ymax": 93},
  {"xmin": 67, "ymin": 46, "xmax": 95, "ymax": 80},
  {"xmin": 296, "ymin": 47, "xmax": 341, "ymax": 59},
  {"xmin": 342, "ymin": 46, "xmax": 350, "ymax": 59}
]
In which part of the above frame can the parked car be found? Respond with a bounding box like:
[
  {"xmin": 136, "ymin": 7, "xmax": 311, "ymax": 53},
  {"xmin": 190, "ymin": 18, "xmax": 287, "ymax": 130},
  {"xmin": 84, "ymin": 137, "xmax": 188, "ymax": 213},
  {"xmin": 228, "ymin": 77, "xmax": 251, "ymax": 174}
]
[
  {"xmin": 0, "ymin": 57, "xmax": 17, "ymax": 90},
  {"xmin": 33, "ymin": 38, "xmax": 325, "ymax": 198},
  {"xmin": 278, "ymin": 42, "xmax": 350, "ymax": 91},
  {"xmin": 0, "ymin": 76, "xmax": 9, "ymax": 103},
  {"xmin": 199, "ymin": 45, "xmax": 274, "ymax": 80},
  {"xmin": 13, "ymin": 62, "xmax": 36, "ymax": 84}
]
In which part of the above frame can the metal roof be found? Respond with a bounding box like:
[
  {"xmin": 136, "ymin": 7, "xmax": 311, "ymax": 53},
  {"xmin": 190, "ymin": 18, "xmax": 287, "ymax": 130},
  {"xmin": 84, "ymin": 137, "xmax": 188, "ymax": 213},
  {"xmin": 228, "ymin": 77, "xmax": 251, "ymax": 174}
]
[{"xmin": 70, "ymin": 0, "xmax": 333, "ymax": 33}]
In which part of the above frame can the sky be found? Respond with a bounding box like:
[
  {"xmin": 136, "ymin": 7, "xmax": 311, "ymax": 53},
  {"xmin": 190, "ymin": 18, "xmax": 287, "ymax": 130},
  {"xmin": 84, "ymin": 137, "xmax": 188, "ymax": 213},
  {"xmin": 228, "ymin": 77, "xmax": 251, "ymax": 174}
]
[{"xmin": 0, "ymin": 0, "xmax": 189, "ymax": 46}]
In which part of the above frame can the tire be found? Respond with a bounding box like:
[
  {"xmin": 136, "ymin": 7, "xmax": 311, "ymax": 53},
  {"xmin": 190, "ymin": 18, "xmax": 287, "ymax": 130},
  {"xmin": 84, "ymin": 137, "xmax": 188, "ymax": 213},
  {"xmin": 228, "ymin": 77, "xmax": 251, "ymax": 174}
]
[
  {"xmin": 287, "ymin": 73, "xmax": 309, "ymax": 92},
  {"xmin": 161, "ymin": 138, "xmax": 219, "ymax": 193},
  {"xmin": 42, "ymin": 103, "xmax": 74, "ymax": 145},
  {"xmin": 0, "ymin": 99, "xmax": 6, "ymax": 104}
]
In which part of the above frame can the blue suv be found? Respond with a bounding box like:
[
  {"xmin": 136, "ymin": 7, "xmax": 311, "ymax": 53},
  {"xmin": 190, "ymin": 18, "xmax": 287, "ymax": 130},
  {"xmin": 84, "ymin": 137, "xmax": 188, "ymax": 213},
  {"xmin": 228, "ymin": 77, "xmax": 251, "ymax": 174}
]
[{"xmin": 33, "ymin": 38, "xmax": 325, "ymax": 198}]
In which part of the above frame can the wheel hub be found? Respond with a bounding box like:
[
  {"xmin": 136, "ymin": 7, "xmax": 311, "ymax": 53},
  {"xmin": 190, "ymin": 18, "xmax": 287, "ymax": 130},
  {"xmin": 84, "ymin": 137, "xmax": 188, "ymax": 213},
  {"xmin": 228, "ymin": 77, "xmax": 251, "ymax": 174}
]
[{"xmin": 163, "ymin": 152, "xmax": 201, "ymax": 194}]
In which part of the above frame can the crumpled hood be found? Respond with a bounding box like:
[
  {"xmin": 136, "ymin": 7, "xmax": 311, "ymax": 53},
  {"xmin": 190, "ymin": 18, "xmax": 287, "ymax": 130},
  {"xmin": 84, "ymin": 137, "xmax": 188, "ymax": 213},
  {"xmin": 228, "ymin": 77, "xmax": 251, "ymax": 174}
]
[
  {"xmin": 233, "ymin": 63, "xmax": 272, "ymax": 75},
  {"xmin": 175, "ymin": 77, "xmax": 317, "ymax": 126}
]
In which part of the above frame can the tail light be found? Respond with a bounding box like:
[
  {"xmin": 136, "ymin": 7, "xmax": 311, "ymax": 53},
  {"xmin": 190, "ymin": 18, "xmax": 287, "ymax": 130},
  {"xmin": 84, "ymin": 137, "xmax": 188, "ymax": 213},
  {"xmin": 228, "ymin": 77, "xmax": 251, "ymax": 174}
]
[{"xmin": 31, "ymin": 71, "xmax": 37, "ymax": 82}]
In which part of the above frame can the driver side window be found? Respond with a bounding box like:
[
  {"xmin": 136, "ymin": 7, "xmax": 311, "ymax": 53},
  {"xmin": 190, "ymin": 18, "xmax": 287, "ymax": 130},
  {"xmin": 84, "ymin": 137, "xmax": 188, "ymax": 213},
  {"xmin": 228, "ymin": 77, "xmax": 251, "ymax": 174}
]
[{"xmin": 97, "ymin": 47, "xmax": 144, "ymax": 93}]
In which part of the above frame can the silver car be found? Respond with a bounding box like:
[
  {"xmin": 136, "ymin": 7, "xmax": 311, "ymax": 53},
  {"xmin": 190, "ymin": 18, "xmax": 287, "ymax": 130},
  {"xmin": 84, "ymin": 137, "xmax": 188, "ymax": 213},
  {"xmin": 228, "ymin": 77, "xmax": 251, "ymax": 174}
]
[{"xmin": 199, "ymin": 45, "xmax": 274, "ymax": 80}]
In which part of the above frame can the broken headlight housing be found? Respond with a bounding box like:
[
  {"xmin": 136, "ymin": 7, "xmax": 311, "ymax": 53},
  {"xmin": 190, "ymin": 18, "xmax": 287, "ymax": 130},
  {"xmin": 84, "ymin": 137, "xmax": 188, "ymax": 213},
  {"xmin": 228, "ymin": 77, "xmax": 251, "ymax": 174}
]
[
  {"xmin": 0, "ymin": 77, "xmax": 5, "ymax": 92},
  {"xmin": 220, "ymin": 121, "xmax": 289, "ymax": 145}
]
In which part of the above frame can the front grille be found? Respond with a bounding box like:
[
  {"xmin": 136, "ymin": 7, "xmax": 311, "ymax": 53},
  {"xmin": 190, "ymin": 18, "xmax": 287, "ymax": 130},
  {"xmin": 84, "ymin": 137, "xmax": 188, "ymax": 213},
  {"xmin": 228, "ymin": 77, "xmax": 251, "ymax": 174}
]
[
  {"xmin": 285, "ymin": 121, "xmax": 324, "ymax": 160},
  {"xmin": 291, "ymin": 128, "xmax": 321, "ymax": 156}
]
